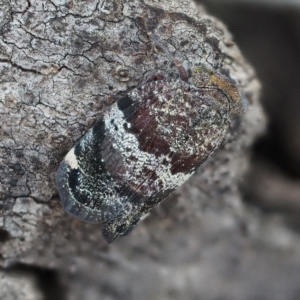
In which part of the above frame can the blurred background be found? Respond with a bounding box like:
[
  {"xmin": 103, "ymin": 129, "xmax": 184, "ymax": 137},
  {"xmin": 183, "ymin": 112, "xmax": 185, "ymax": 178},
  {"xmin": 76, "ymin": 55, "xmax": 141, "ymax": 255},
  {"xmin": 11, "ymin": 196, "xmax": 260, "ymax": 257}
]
[{"xmin": 200, "ymin": 0, "xmax": 300, "ymax": 228}]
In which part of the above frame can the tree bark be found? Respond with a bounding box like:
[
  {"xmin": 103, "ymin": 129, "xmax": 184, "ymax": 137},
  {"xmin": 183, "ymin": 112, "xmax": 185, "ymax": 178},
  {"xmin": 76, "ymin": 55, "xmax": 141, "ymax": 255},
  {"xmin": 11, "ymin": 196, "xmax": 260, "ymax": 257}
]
[{"xmin": 0, "ymin": 1, "xmax": 266, "ymax": 299}]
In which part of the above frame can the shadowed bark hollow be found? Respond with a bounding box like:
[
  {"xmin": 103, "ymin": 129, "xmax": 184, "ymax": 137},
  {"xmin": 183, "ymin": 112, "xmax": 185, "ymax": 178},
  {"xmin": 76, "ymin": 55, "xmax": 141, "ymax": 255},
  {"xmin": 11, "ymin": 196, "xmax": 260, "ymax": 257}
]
[{"xmin": 0, "ymin": 1, "xmax": 269, "ymax": 299}]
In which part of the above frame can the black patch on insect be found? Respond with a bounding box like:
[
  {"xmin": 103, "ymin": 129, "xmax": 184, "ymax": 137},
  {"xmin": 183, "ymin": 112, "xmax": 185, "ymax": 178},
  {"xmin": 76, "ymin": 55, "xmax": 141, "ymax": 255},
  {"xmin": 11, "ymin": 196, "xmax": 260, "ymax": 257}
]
[
  {"xmin": 74, "ymin": 143, "xmax": 82, "ymax": 157},
  {"xmin": 68, "ymin": 168, "xmax": 90, "ymax": 206},
  {"xmin": 92, "ymin": 117, "xmax": 106, "ymax": 141},
  {"xmin": 123, "ymin": 123, "xmax": 129, "ymax": 130},
  {"xmin": 117, "ymin": 94, "xmax": 134, "ymax": 117}
]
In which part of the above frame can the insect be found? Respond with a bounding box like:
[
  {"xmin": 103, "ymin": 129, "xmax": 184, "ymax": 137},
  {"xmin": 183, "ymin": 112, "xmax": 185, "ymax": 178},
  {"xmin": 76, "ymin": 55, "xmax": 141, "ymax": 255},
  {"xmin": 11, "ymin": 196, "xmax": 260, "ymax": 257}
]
[{"xmin": 56, "ymin": 17, "xmax": 245, "ymax": 243}]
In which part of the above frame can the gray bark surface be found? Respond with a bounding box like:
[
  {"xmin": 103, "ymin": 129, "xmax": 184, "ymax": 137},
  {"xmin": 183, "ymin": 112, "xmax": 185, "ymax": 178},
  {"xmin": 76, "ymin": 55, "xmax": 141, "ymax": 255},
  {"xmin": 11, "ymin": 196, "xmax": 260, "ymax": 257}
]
[{"xmin": 0, "ymin": 1, "xmax": 277, "ymax": 299}]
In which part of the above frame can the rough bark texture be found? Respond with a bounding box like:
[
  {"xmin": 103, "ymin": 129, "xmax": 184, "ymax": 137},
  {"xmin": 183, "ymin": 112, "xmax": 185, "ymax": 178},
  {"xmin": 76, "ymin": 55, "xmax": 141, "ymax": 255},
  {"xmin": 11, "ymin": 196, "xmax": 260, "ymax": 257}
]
[{"xmin": 0, "ymin": 1, "xmax": 270, "ymax": 299}]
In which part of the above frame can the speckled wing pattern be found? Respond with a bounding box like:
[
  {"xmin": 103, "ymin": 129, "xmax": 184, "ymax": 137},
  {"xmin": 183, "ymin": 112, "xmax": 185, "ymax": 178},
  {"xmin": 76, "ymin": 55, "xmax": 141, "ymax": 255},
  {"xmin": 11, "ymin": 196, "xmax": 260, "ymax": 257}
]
[{"xmin": 56, "ymin": 75, "xmax": 232, "ymax": 243}]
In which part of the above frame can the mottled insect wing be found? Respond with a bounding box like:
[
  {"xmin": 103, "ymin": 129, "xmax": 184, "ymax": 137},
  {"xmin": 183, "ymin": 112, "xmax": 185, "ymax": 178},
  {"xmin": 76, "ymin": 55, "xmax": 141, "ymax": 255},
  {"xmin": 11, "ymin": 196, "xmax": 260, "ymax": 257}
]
[
  {"xmin": 56, "ymin": 117, "xmax": 125, "ymax": 224},
  {"xmin": 56, "ymin": 84, "xmax": 178, "ymax": 242},
  {"xmin": 56, "ymin": 74, "xmax": 233, "ymax": 243},
  {"xmin": 102, "ymin": 187, "xmax": 177, "ymax": 243}
]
